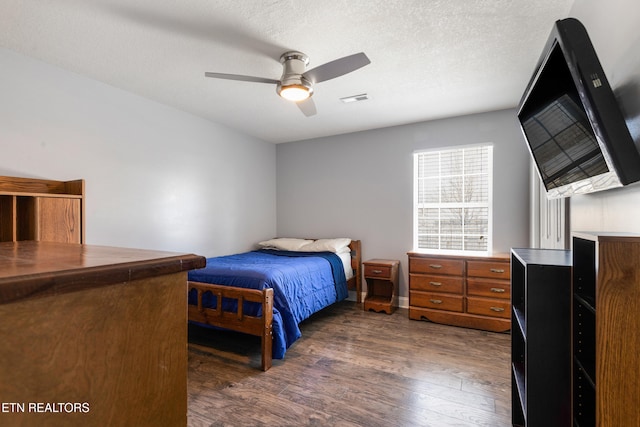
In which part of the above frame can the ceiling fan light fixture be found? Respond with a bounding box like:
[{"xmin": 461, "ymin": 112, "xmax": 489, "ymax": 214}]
[
  {"xmin": 205, "ymin": 50, "xmax": 370, "ymax": 115},
  {"xmin": 277, "ymin": 82, "xmax": 313, "ymax": 102}
]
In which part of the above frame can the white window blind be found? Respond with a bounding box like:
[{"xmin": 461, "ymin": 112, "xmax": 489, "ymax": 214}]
[{"xmin": 413, "ymin": 144, "xmax": 493, "ymax": 254}]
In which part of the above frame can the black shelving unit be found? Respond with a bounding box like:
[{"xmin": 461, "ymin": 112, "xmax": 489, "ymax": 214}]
[
  {"xmin": 572, "ymin": 236, "xmax": 596, "ymax": 427},
  {"xmin": 510, "ymin": 248, "xmax": 572, "ymax": 427}
]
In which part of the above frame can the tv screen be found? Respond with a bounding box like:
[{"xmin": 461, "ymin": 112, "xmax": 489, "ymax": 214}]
[{"xmin": 517, "ymin": 18, "xmax": 640, "ymax": 199}]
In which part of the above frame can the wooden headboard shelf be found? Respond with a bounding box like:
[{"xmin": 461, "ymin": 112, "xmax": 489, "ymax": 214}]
[
  {"xmin": 0, "ymin": 175, "xmax": 84, "ymax": 196},
  {"xmin": 0, "ymin": 176, "xmax": 85, "ymax": 243}
]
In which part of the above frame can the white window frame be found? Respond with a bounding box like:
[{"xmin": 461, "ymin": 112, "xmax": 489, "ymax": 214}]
[{"xmin": 413, "ymin": 143, "xmax": 493, "ymax": 256}]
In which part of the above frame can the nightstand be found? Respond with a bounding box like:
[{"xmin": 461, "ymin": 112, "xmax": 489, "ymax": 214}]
[{"xmin": 363, "ymin": 259, "xmax": 400, "ymax": 314}]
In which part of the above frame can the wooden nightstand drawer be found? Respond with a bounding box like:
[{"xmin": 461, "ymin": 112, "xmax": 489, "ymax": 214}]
[
  {"xmin": 467, "ymin": 260, "xmax": 510, "ymax": 280},
  {"xmin": 467, "ymin": 297, "xmax": 510, "ymax": 319},
  {"xmin": 409, "ymin": 274, "xmax": 463, "ymax": 294},
  {"xmin": 409, "ymin": 257, "xmax": 464, "ymax": 276},
  {"xmin": 467, "ymin": 278, "xmax": 511, "ymax": 299},
  {"xmin": 364, "ymin": 264, "xmax": 391, "ymax": 279},
  {"xmin": 410, "ymin": 291, "xmax": 463, "ymax": 312}
]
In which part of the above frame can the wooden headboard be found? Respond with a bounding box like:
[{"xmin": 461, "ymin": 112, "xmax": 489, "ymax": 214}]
[{"xmin": 348, "ymin": 239, "xmax": 362, "ymax": 302}]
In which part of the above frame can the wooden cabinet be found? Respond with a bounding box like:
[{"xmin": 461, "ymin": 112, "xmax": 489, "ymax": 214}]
[
  {"xmin": 510, "ymin": 248, "xmax": 572, "ymax": 427},
  {"xmin": 572, "ymin": 232, "xmax": 640, "ymax": 426},
  {"xmin": 407, "ymin": 252, "xmax": 510, "ymax": 332},
  {"xmin": 363, "ymin": 259, "xmax": 399, "ymax": 314},
  {"xmin": 0, "ymin": 176, "xmax": 84, "ymax": 243},
  {"xmin": 0, "ymin": 241, "xmax": 205, "ymax": 427}
]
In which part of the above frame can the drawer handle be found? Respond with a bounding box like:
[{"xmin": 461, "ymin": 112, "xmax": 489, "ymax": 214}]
[
  {"xmin": 490, "ymin": 268, "xmax": 505, "ymax": 274},
  {"xmin": 429, "ymin": 264, "xmax": 442, "ymax": 269},
  {"xmin": 372, "ymin": 269, "xmax": 383, "ymax": 274},
  {"xmin": 490, "ymin": 287, "xmax": 506, "ymax": 293},
  {"xmin": 429, "ymin": 281, "xmax": 442, "ymax": 287},
  {"xmin": 490, "ymin": 307, "xmax": 505, "ymax": 312},
  {"xmin": 429, "ymin": 299, "xmax": 443, "ymax": 304}
]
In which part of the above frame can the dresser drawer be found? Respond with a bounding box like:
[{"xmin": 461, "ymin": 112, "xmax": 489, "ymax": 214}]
[
  {"xmin": 467, "ymin": 297, "xmax": 510, "ymax": 319},
  {"xmin": 409, "ymin": 274, "xmax": 463, "ymax": 294},
  {"xmin": 409, "ymin": 257, "xmax": 464, "ymax": 276},
  {"xmin": 364, "ymin": 264, "xmax": 391, "ymax": 279},
  {"xmin": 467, "ymin": 278, "xmax": 511, "ymax": 299},
  {"xmin": 410, "ymin": 291, "xmax": 463, "ymax": 312},
  {"xmin": 466, "ymin": 260, "xmax": 510, "ymax": 279}
]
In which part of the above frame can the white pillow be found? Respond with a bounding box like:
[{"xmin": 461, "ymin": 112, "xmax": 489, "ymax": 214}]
[
  {"xmin": 299, "ymin": 238, "xmax": 352, "ymax": 253},
  {"xmin": 257, "ymin": 238, "xmax": 314, "ymax": 251}
]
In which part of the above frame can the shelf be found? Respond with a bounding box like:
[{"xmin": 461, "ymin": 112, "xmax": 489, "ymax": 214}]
[
  {"xmin": 0, "ymin": 177, "xmax": 85, "ymax": 244},
  {"xmin": 510, "ymin": 248, "xmax": 572, "ymax": 426},
  {"xmin": 574, "ymin": 293, "xmax": 595, "ymax": 313},
  {"xmin": 573, "ymin": 355, "xmax": 596, "ymax": 426},
  {"xmin": 512, "ymin": 306, "xmax": 526, "ymax": 339},
  {"xmin": 512, "ymin": 362, "xmax": 526, "ymax": 418},
  {"xmin": 573, "ymin": 296, "xmax": 596, "ymax": 382},
  {"xmin": 364, "ymin": 295, "xmax": 391, "ymax": 305},
  {"xmin": 573, "ymin": 357, "xmax": 595, "ymax": 389},
  {"xmin": 0, "ymin": 192, "xmax": 83, "ymax": 199}
]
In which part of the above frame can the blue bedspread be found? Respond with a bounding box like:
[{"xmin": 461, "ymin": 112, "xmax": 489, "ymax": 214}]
[{"xmin": 188, "ymin": 250, "xmax": 347, "ymax": 359}]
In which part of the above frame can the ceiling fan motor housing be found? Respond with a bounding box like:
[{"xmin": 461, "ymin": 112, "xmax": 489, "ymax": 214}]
[{"xmin": 277, "ymin": 51, "xmax": 313, "ymax": 98}]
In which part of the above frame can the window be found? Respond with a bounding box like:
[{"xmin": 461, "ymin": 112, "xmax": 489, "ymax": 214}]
[{"xmin": 413, "ymin": 144, "xmax": 493, "ymax": 254}]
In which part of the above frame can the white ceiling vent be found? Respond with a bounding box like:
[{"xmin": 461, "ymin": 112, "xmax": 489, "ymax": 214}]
[{"xmin": 340, "ymin": 93, "xmax": 369, "ymax": 103}]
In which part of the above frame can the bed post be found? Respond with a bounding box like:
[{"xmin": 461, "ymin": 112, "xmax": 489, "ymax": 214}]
[
  {"xmin": 261, "ymin": 288, "xmax": 274, "ymax": 371},
  {"xmin": 349, "ymin": 240, "xmax": 363, "ymax": 303}
]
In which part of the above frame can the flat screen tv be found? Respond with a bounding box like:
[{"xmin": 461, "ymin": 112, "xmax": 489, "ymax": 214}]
[{"xmin": 518, "ymin": 18, "xmax": 640, "ymax": 199}]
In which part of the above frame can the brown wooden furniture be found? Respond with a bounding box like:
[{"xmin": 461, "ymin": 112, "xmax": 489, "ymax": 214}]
[
  {"xmin": 363, "ymin": 259, "xmax": 399, "ymax": 314},
  {"xmin": 407, "ymin": 252, "xmax": 510, "ymax": 332},
  {"xmin": 0, "ymin": 175, "xmax": 85, "ymax": 243},
  {"xmin": 571, "ymin": 232, "xmax": 640, "ymax": 426},
  {"xmin": 0, "ymin": 241, "xmax": 205, "ymax": 427},
  {"xmin": 188, "ymin": 239, "xmax": 362, "ymax": 371},
  {"xmin": 510, "ymin": 248, "xmax": 572, "ymax": 427}
]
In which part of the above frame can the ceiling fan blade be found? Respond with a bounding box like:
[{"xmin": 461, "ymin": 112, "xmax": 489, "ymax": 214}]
[
  {"xmin": 297, "ymin": 98, "xmax": 317, "ymax": 117},
  {"xmin": 204, "ymin": 72, "xmax": 278, "ymax": 84},
  {"xmin": 303, "ymin": 52, "xmax": 370, "ymax": 84}
]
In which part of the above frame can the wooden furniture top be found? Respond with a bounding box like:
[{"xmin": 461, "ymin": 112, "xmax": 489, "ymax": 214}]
[
  {"xmin": 510, "ymin": 247, "xmax": 572, "ymax": 266},
  {"xmin": 572, "ymin": 230, "xmax": 640, "ymax": 243},
  {"xmin": 407, "ymin": 251, "xmax": 510, "ymax": 261},
  {"xmin": 0, "ymin": 241, "xmax": 206, "ymax": 305},
  {"xmin": 0, "ymin": 175, "xmax": 84, "ymax": 197},
  {"xmin": 364, "ymin": 259, "xmax": 399, "ymax": 267}
]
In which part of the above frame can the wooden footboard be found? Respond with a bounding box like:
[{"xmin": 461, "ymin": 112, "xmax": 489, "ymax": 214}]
[{"xmin": 188, "ymin": 282, "xmax": 274, "ymax": 371}]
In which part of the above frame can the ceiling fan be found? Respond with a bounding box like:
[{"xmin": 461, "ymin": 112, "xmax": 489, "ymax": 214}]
[{"xmin": 205, "ymin": 51, "xmax": 370, "ymax": 116}]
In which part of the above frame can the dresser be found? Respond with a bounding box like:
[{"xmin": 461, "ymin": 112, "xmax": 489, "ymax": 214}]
[
  {"xmin": 407, "ymin": 252, "xmax": 510, "ymax": 332},
  {"xmin": 0, "ymin": 241, "xmax": 205, "ymax": 426}
]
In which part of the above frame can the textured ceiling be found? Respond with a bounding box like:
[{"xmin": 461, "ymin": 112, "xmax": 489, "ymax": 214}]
[{"xmin": 0, "ymin": 0, "xmax": 574, "ymax": 143}]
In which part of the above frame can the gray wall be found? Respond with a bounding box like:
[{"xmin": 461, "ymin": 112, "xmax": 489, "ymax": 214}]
[
  {"xmin": 0, "ymin": 47, "xmax": 276, "ymax": 256},
  {"xmin": 277, "ymin": 109, "xmax": 531, "ymax": 303},
  {"xmin": 568, "ymin": 0, "xmax": 640, "ymax": 233}
]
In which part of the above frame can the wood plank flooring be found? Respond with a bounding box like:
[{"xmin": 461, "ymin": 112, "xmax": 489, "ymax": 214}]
[{"xmin": 187, "ymin": 301, "xmax": 511, "ymax": 427}]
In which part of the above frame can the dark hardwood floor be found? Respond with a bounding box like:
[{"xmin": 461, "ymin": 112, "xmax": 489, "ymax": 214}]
[{"xmin": 187, "ymin": 301, "xmax": 511, "ymax": 427}]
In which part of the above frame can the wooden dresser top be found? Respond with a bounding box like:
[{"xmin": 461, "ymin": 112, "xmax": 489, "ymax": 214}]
[{"xmin": 0, "ymin": 241, "xmax": 205, "ymax": 305}]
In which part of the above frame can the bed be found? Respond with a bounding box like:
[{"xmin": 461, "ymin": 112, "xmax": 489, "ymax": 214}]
[{"xmin": 187, "ymin": 238, "xmax": 362, "ymax": 371}]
